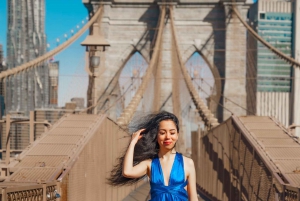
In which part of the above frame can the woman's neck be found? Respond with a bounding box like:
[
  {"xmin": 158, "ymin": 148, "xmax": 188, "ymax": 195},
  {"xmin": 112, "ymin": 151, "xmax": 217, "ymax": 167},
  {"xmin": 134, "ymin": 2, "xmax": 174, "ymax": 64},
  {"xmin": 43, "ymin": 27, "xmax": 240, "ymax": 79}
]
[{"xmin": 158, "ymin": 148, "xmax": 176, "ymax": 159}]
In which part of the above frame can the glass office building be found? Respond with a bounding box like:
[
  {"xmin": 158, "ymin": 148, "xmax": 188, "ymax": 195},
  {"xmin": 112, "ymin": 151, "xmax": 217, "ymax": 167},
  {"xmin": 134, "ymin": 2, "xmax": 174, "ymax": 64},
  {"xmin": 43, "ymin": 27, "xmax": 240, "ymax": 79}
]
[
  {"xmin": 247, "ymin": 0, "xmax": 293, "ymax": 126},
  {"xmin": 257, "ymin": 12, "xmax": 293, "ymax": 92}
]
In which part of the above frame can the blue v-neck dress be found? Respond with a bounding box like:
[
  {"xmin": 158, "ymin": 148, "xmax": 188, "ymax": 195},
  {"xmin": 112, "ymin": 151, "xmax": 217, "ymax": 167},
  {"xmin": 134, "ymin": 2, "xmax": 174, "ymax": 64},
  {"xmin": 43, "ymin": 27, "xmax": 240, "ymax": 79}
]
[{"xmin": 149, "ymin": 152, "xmax": 188, "ymax": 201}]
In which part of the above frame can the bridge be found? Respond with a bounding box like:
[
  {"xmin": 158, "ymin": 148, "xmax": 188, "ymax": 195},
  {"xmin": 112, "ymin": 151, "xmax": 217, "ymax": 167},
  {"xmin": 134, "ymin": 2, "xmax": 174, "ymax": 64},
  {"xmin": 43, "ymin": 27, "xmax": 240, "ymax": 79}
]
[{"xmin": 0, "ymin": 0, "xmax": 300, "ymax": 200}]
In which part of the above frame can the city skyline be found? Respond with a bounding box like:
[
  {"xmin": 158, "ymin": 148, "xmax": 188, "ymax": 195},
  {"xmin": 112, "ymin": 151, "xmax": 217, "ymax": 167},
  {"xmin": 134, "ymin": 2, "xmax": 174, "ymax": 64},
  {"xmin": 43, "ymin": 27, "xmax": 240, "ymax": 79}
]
[
  {"xmin": 0, "ymin": 0, "xmax": 89, "ymax": 107},
  {"xmin": 6, "ymin": 0, "xmax": 50, "ymax": 114}
]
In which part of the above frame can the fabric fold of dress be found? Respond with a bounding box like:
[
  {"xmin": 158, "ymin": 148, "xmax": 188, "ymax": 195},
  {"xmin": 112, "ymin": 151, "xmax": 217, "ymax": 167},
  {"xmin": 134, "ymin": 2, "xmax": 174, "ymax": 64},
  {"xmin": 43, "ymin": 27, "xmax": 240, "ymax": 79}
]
[{"xmin": 149, "ymin": 152, "xmax": 188, "ymax": 201}]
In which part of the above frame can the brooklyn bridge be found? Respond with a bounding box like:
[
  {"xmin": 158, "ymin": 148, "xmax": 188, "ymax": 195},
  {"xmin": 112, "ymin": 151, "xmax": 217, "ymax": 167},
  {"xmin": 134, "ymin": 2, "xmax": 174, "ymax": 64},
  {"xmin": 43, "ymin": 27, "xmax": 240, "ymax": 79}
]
[{"xmin": 0, "ymin": 0, "xmax": 299, "ymax": 200}]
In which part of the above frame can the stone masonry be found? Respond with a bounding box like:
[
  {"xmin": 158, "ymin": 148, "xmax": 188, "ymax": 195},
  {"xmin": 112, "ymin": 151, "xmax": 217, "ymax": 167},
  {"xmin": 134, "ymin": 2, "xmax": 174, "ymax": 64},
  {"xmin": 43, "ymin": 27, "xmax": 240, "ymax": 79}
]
[{"xmin": 83, "ymin": 0, "xmax": 252, "ymax": 151}]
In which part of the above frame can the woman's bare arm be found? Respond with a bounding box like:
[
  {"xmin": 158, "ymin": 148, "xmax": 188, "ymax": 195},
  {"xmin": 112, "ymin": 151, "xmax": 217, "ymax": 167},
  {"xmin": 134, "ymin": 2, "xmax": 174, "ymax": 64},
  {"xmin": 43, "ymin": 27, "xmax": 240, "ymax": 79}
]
[
  {"xmin": 186, "ymin": 158, "xmax": 198, "ymax": 201},
  {"xmin": 122, "ymin": 129, "xmax": 149, "ymax": 178}
]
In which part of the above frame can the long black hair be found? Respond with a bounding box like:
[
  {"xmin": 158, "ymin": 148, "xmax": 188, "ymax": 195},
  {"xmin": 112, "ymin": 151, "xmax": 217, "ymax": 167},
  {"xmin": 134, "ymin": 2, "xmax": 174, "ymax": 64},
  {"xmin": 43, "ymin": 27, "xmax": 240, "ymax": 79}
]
[{"xmin": 107, "ymin": 111, "xmax": 179, "ymax": 186}]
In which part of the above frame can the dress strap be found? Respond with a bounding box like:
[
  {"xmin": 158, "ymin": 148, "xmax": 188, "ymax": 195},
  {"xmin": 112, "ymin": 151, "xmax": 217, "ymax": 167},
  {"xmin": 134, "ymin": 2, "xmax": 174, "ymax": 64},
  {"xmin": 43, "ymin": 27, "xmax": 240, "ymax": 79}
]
[
  {"xmin": 168, "ymin": 152, "xmax": 186, "ymax": 186},
  {"xmin": 150, "ymin": 156, "xmax": 164, "ymax": 185}
]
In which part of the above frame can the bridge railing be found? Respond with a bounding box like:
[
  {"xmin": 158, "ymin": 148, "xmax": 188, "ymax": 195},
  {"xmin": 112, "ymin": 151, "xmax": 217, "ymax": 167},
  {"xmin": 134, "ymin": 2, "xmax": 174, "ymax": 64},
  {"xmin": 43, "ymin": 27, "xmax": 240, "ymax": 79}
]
[
  {"xmin": 0, "ymin": 112, "xmax": 52, "ymax": 164},
  {"xmin": 0, "ymin": 182, "xmax": 58, "ymax": 201},
  {"xmin": 0, "ymin": 114, "xmax": 145, "ymax": 201},
  {"xmin": 56, "ymin": 116, "xmax": 144, "ymax": 201},
  {"xmin": 192, "ymin": 116, "xmax": 300, "ymax": 201}
]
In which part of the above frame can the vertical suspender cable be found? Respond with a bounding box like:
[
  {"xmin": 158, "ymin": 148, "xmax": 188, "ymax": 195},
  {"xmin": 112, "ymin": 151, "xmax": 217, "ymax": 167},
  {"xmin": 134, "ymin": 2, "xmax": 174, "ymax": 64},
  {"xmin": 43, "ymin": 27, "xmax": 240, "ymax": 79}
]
[
  {"xmin": 169, "ymin": 6, "xmax": 219, "ymax": 129},
  {"xmin": 116, "ymin": 7, "xmax": 166, "ymax": 127}
]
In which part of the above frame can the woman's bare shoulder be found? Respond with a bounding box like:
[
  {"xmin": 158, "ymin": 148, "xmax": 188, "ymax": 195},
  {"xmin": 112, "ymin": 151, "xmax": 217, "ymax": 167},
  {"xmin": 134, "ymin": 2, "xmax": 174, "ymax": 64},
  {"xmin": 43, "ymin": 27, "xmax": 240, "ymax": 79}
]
[
  {"xmin": 182, "ymin": 156, "xmax": 195, "ymax": 169},
  {"xmin": 182, "ymin": 156, "xmax": 195, "ymax": 178}
]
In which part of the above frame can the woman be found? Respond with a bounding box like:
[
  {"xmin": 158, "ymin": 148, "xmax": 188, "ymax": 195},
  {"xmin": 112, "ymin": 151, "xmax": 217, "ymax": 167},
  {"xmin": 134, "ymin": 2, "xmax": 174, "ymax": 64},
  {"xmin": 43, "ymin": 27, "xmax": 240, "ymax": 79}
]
[{"xmin": 108, "ymin": 111, "xmax": 198, "ymax": 201}]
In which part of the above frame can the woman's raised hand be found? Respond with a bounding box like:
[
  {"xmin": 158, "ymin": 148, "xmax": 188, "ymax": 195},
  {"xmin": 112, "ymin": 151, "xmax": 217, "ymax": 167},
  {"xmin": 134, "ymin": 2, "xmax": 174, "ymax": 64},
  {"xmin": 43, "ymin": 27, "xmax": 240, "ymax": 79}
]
[
  {"xmin": 123, "ymin": 128, "xmax": 148, "ymax": 178},
  {"xmin": 131, "ymin": 128, "xmax": 146, "ymax": 144}
]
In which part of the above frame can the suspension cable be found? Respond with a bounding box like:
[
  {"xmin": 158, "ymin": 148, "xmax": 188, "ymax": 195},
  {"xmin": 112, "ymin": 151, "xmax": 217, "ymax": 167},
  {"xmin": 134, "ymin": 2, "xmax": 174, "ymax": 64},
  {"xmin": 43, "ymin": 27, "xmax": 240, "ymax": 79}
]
[
  {"xmin": 0, "ymin": 6, "xmax": 104, "ymax": 79},
  {"xmin": 102, "ymin": 80, "xmax": 134, "ymax": 114},
  {"xmin": 116, "ymin": 6, "xmax": 166, "ymax": 127},
  {"xmin": 80, "ymin": 74, "xmax": 133, "ymax": 114},
  {"xmin": 195, "ymin": 78, "xmax": 254, "ymax": 115},
  {"xmin": 170, "ymin": 6, "xmax": 219, "ymax": 129},
  {"xmin": 231, "ymin": 6, "xmax": 300, "ymax": 67}
]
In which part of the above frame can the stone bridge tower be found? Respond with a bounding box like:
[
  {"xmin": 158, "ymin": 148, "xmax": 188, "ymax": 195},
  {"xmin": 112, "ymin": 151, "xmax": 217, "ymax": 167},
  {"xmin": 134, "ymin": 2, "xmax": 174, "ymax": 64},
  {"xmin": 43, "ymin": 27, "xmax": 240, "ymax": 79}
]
[{"xmin": 83, "ymin": 0, "xmax": 252, "ymax": 128}]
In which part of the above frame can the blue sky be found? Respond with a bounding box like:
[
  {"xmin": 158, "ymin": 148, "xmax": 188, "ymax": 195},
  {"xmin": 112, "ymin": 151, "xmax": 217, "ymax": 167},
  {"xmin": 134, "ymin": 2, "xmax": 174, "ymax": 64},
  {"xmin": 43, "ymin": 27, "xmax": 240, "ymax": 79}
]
[{"xmin": 0, "ymin": 0, "xmax": 89, "ymax": 106}]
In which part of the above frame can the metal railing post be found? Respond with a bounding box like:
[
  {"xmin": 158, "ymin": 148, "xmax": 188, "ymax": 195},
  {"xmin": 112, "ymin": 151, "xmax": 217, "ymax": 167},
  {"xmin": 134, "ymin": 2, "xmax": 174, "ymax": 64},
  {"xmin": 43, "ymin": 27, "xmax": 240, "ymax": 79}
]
[
  {"xmin": 5, "ymin": 114, "xmax": 11, "ymax": 165},
  {"xmin": 56, "ymin": 181, "xmax": 62, "ymax": 201},
  {"xmin": 29, "ymin": 111, "xmax": 34, "ymax": 143},
  {"xmin": 1, "ymin": 187, "xmax": 7, "ymax": 201},
  {"xmin": 43, "ymin": 184, "xmax": 47, "ymax": 201}
]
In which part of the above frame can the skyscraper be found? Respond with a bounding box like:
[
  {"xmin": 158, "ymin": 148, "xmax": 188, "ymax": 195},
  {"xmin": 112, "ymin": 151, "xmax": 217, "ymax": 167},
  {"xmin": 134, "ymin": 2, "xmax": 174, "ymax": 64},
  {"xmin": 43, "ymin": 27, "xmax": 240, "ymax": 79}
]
[
  {"xmin": 0, "ymin": 44, "xmax": 3, "ymax": 75},
  {"xmin": 0, "ymin": 44, "xmax": 4, "ymax": 116},
  {"xmin": 49, "ymin": 61, "xmax": 59, "ymax": 106},
  {"xmin": 247, "ymin": 0, "xmax": 293, "ymax": 126},
  {"xmin": 6, "ymin": 0, "xmax": 49, "ymax": 115}
]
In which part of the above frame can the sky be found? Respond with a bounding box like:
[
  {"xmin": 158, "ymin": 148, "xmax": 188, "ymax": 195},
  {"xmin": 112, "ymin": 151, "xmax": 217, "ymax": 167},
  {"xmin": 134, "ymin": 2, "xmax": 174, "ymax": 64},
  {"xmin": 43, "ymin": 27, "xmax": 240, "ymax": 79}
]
[{"xmin": 0, "ymin": 0, "xmax": 89, "ymax": 106}]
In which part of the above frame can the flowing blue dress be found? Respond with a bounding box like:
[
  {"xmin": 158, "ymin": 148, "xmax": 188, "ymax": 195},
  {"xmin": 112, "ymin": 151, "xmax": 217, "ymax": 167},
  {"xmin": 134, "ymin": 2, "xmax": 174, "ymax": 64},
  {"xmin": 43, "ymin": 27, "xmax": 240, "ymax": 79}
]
[{"xmin": 149, "ymin": 152, "xmax": 188, "ymax": 201}]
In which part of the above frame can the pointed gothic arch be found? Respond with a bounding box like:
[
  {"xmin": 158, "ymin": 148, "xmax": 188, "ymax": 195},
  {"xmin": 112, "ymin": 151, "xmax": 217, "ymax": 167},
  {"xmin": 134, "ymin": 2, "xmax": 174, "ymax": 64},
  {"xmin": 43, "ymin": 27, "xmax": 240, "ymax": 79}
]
[
  {"xmin": 117, "ymin": 51, "xmax": 149, "ymax": 116},
  {"xmin": 185, "ymin": 51, "xmax": 221, "ymax": 117}
]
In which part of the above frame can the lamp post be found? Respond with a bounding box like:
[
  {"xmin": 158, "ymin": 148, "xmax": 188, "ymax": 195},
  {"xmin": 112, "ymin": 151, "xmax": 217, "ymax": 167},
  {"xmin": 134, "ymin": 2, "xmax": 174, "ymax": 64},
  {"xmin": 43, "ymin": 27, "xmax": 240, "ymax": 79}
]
[{"xmin": 81, "ymin": 23, "xmax": 110, "ymax": 114}]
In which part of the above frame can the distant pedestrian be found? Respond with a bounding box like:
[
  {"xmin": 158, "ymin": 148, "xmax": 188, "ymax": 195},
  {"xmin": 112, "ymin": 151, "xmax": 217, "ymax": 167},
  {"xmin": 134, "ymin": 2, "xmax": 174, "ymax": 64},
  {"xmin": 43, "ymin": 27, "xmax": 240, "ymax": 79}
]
[{"xmin": 108, "ymin": 111, "xmax": 197, "ymax": 201}]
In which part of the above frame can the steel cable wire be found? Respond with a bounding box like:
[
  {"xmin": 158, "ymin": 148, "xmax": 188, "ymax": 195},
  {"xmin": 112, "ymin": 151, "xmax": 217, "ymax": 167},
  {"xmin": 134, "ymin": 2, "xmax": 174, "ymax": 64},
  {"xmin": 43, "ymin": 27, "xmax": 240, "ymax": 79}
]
[
  {"xmin": 116, "ymin": 7, "xmax": 166, "ymax": 126},
  {"xmin": 231, "ymin": 6, "xmax": 300, "ymax": 67},
  {"xmin": 169, "ymin": 6, "xmax": 219, "ymax": 129},
  {"xmin": 0, "ymin": 6, "xmax": 104, "ymax": 79},
  {"xmin": 193, "ymin": 80, "xmax": 234, "ymax": 115},
  {"xmin": 82, "ymin": 72, "xmax": 134, "ymax": 114},
  {"xmin": 102, "ymin": 81, "xmax": 134, "ymax": 114},
  {"xmin": 197, "ymin": 67, "xmax": 256, "ymax": 115},
  {"xmin": 246, "ymin": 32, "xmax": 258, "ymax": 115},
  {"xmin": 195, "ymin": 79, "xmax": 253, "ymax": 115},
  {"xmin": 243, "ymin": 12, "xmax": 292, "ymax": 121}
]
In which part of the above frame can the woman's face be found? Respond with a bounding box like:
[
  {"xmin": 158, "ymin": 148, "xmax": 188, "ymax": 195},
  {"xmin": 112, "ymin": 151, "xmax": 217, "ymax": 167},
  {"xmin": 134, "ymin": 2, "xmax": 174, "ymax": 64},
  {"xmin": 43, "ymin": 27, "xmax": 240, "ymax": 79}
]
[{"xmin": 157, "ymin": 120, "xmax": 178, "ymax": 150}]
